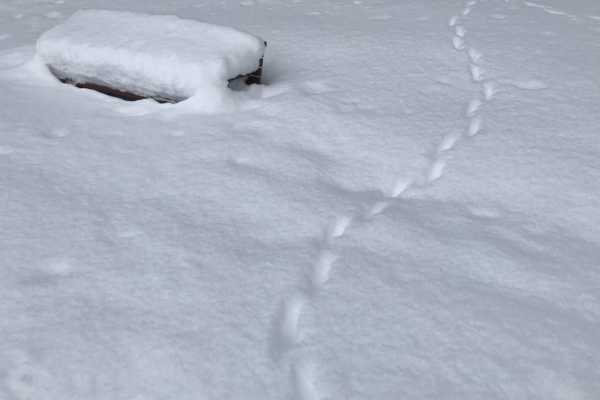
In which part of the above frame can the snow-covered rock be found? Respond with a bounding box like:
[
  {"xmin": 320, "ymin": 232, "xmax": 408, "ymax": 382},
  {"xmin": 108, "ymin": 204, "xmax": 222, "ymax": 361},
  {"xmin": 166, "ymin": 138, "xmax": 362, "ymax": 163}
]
[{"xmin": 36, "ymin": 10, "xmax": 266, "ymax": 102}]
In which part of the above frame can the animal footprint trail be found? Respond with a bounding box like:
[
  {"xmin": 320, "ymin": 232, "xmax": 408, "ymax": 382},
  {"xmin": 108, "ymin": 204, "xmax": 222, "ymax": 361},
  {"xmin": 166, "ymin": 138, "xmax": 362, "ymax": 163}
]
[
  {"xmin": 442, "ymin": 0, "xmax": 495, "ymax": 159},
  {"xmin": 451, "ymin": 1, "xmax": 503, "ymax": 142},
  {"xmin": 282, "ymin": 0, "xmax": 497, "ymax": 394},
  {"xmin": 454, "ymin": 2, "xmax": 492, "ymax": 142},
  {"xmin": 275, "ymin": 212, "xmax": 353, "ymax": 398},
  {"xmin": 275, "ymin": 1, "xmax": 499, "ymax": 396}
]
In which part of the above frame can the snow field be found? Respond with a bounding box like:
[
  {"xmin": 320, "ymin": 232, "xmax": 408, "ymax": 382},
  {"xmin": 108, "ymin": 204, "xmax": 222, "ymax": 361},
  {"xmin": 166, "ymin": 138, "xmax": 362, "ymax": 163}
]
[{"xmin": 1, "ymin": 0, "xmax": 600, "ymax": 399}]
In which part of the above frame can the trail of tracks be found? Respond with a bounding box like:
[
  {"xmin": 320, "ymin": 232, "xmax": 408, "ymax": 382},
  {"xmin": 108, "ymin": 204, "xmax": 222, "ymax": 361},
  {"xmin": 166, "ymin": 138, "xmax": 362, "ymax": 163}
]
[{"xmin": 272, "ymin": 1, "xmax": 504, "ymax": 398}]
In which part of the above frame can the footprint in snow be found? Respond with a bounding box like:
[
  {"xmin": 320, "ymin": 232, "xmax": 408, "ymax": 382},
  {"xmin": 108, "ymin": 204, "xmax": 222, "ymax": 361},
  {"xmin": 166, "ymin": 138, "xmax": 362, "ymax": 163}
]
[
  {"xmin": 389, "ymin": 178, "xmax": 412, "ymax": 198},
  {"xmin": 452, "ymin": 36, "xmax": 465, "ymax": 50},
  {"xmin": 328, "ymin": 215, "xmax": 352, "ymax": 240},
  {"xmin": 467, "ymin": 115, "xmax": 483, "ymax": 136},
  {"xmin": 448, "ymin": 16, "xmax": 459, "ymax": 27},
  {"xmin": 438, "ymin": 130, "xmax": 462, "ymax": 153},
  {"xmin": 279, "ymin": 294, "xmax": 306, "ymax": 347},
  {"xmin": 467, "ymin": 48, "xmax": 482, "ymax": 64},
  {"xmin": 466, "ymin": 98, "xmax": 482, "ymax": 117},
  {"xmin": 483, "ymin": 81, "xmax": 497, "ymax": 100},
  {"xmin": 312, "ymin": 250, "xmax": 338, "ymax": 288},
  {"xmin": 427, "ymin": 158, "xmax": 446, "ymax": 183},
  {"xmin": 470, "ymin": 64, "xmax": 483, "ymax": 82},
  {"xmin": 364, "ymin": 200, "xmax": 390, "ymax": 219}
]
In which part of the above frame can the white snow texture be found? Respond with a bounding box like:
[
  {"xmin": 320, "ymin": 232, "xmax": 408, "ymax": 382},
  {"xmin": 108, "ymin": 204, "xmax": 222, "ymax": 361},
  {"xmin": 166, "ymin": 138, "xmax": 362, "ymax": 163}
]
[{"xmin": 1, "ymin": 0, "xmax": 600, "ymax": 400}]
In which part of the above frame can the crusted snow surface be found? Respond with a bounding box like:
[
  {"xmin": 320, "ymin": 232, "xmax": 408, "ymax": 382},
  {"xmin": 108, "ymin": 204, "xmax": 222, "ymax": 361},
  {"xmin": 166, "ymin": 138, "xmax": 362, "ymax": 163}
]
[
  {"xmin": 1, "ymin": 0, "xmax": 600, "ymax": 399},
  {"xmin": 36, "ymin": 9, "xmax": 266, "ymax": 102}
]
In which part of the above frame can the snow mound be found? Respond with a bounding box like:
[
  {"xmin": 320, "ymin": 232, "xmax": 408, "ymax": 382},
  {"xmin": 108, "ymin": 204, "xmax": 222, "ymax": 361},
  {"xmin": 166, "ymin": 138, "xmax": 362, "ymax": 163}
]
[{"xmin": 36, "ymin": 9, "xmax": 266, "ymax": 103}]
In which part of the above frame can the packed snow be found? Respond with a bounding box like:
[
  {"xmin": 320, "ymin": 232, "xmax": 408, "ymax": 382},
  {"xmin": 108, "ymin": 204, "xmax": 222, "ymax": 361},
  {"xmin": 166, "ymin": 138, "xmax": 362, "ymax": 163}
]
[
  {"xmin": 37, "ymin": 10, "xmax": 266, "ymax": 104},
  {"xmin": 1, "ymin": 0, "xmax": 600, "ymax": 399}
]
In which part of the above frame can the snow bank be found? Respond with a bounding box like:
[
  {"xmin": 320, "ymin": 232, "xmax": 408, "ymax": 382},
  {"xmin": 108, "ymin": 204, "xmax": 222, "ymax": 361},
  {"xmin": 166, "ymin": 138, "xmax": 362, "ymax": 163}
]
[{"xmin": 36, "ymin": 10, "xmax": 266, "ymax": 102}]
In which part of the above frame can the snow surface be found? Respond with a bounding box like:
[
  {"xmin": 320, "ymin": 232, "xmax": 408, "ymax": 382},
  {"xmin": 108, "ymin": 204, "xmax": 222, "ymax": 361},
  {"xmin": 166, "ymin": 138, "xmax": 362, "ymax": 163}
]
[
  {"xmin": 37, "ymin": 10, "xmax": 266, "ymax": 103},
  {"xmin": 1, "ymin": 0, "xmax": 600, "ymax": 399}
]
